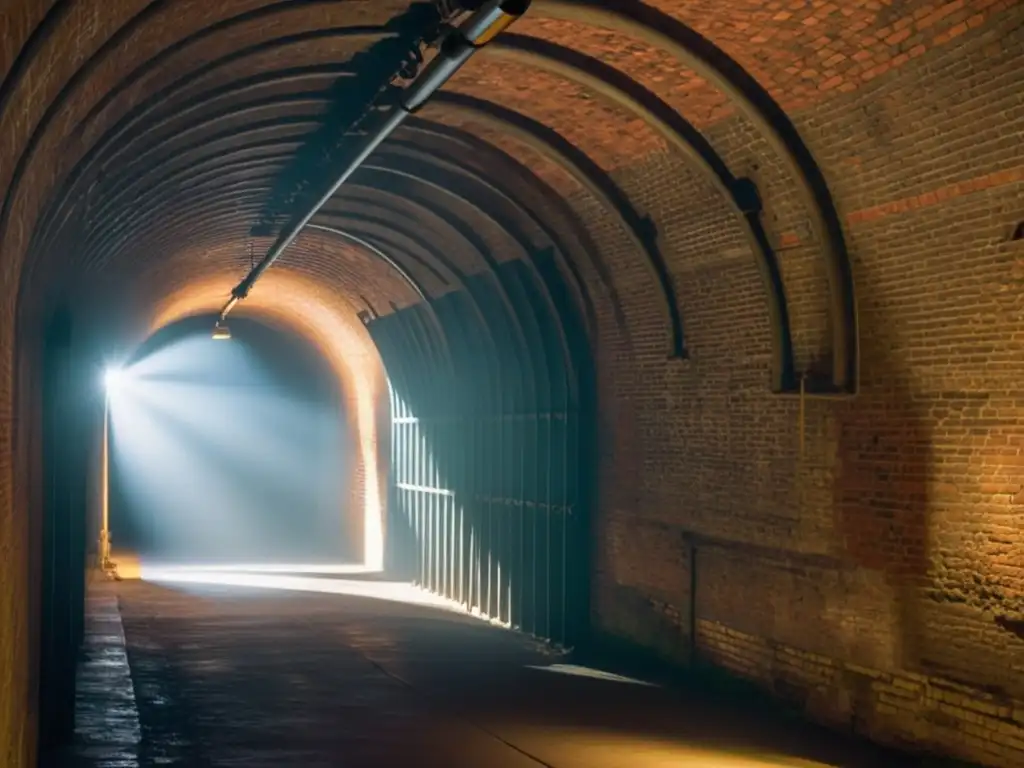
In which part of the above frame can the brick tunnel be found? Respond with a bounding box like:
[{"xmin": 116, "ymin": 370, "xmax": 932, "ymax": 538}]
[{"xmin": 2, "ymin": 1, "xmax": 1023, "ymax": 766}]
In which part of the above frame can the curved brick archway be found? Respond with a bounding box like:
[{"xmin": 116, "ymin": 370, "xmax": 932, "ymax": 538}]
[
  {"xmin": 146, "ymin": 268, "xmax": 393, "ymax": 571},
  {"xmin": 1, "ymin": 2, "xmax": 1022, "ymax": 766}
]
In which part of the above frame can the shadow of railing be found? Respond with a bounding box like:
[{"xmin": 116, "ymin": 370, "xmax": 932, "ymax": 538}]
[{"xmin": 368, "ymin": 250, "xmax": 596, "ymax": 649}]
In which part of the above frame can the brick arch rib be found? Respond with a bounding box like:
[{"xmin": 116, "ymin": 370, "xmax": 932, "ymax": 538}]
[
  {"xmin": 485, "ymin": 34, "xmax": 794, "ymax": 390},
  {"xmin": 52, "ymin": 135, "xmax": 575, "ymax": 382},
  {"xmin": 38, "ymin": 88, "xmax": 639, "ymax": 357},
  {"xmin": 537, "ymin": 0, "xmax": 857, "ymax": 394},
  {"xmin": 57, "ymin": 109, "xmax": 587, "ymax": 370},
  {"xmin": 32, "ymin": 40, "xmax": 683, "ymax": 356}
]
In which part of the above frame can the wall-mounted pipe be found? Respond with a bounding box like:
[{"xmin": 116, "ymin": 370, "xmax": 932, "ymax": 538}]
[{"xmin": 216, "ymin": 0, "xmax": 533, "ymax": 329}]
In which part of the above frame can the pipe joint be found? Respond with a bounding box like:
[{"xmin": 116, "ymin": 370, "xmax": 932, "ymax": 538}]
[{"xmin": 462, "ymin": 0, "xmax": 532, "ymax": 46}]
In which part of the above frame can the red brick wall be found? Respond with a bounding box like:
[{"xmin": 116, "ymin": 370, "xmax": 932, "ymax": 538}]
[
  {"xmin": 1, "ymin": 2, "xmax": 1022, "ymax": 767},
  {"xmin": 569, "ymin": 10, "xmax": 1024, "ymax": 767}
]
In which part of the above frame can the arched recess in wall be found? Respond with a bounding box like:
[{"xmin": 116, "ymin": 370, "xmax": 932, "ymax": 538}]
[
  {"xmin": 106, "ymin": 313, "xmax": 352, "ymax": 563},
  {"xmin": 527, "ymin": 0, "xmax": 858, "ymax": 394},
  {"xmin": 143, "ymin": 269, "xmax": 393, "ymax": 570}
]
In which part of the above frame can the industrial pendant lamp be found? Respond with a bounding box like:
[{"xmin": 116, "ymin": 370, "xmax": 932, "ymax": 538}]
[{"xmin": 214, "ymin": 237, "xmax": 256, "ymax": 340}]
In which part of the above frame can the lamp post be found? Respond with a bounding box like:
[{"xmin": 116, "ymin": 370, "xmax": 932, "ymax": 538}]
[{"xmin": 99, "ymin": 369, "xmax": 119, "ymax": 578}]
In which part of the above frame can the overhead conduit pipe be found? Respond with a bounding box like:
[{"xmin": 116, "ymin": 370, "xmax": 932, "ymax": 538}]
[{"xmin": 214, "ymin": 0, "xmax": 532, "ymax": 335}]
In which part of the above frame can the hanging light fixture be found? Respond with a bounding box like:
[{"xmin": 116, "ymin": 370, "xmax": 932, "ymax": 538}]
[{"xmin": 214, "ymin": 236, "xmax": 254, "ymax": 340}]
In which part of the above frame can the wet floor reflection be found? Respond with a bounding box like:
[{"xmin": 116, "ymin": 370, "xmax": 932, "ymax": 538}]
[
  {"xmin": 43, "ymin": 588, "xmax": 140, "ymax": 768},
  {"xmin": 52, "ymin": 574, "xmax": 923, "ymax": 768}
]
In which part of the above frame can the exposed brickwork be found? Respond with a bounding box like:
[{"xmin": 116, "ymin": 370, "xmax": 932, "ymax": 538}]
[
  {"xmin": 525, "ymin": 0, "xmax": 1013, "ymax": 121},
  {"xmin": 582, "ymin": 10, "xmax": 1024, "ymax": 768},
  {"xmin": 846, "ymin": 166, "xmax": 1024, "ymax": 225},
  {"xmin": 1, "ymin": 2, "xmax": 1023, "ymax": 767},
  {"xmin": 698, "ymin": 620, "xmax": 1024, "ymax": 767},
  {"xmin": 451, "ymin": 61, "xmax": 667, "ymax": 171}
]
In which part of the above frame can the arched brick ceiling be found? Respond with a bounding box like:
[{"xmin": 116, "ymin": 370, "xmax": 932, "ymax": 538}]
[
  {"xmin": 0, "ymin": 0, "xmax": 1009, "ymax": 399},
  {"xmin": 1, "ymin": 3, "xmax": 1022, "ymax": 765}
]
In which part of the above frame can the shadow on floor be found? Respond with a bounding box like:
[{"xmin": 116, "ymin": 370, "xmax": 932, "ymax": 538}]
[{"xmin": 44, "ymin": 575, "xmax": 974, "ymax": 768}]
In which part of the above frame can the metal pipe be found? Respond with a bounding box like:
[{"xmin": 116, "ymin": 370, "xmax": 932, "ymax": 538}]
[{"xmin": 216, "ymin": 0, "xmax": 532, "ymax": 326}]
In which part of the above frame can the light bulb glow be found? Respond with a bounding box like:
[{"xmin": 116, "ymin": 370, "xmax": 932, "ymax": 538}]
[{"xmin": 104, "ymin": 367, "xmax": 126, "ymax": 393}]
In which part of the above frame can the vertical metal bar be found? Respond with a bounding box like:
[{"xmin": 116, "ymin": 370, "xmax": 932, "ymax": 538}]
[
  {"xmin": 423, "ymin": 427, "xmax": 431, "ymax": 591},
  {"xmin": 411, "ymin": 307, "xmax": 441, "ymax": 595},
  {"xmin": 405, "ymin": 416, "xmax": 412, "ymax": 577},
  {"xmin": 398, "ymin": 412, "xmax": 406, "ymax": 575},
  {"xmin": 485, "ymin": 288, "xmax": 496, "ymax": 620},
  {"xmin": 443, "ymin": 299, "xmax": 468, "ymax": 607},
  {"xmin": 560, "ymin": 405, "xmax": 570, "ymax": 648},
  {"xmin": 533, "ymin": 447, "xmax": 541, "ymax": 640},
  {"xmin": 475, "ymin": 299, "xmax": 488, "ymax": 616},
  {"xmin": 497, "ymin": 374, "xmax": 505, "ymax": 623},
  {"xmin": 423, "ymin": 428, "xmax": 432, "ymax": 590},
  {"xmin": 389, "ymin": 382, "xmax": 398, "ymax": 572},
  {"xmin": 491, "ymin": 282, "xmax": 504, "ymax": 622},
  {"xmin": 501, "ymin": 263, "xmax": 537, "ymax": 631},
  {"xmin": 458, "ymin": 458, "xmax": 465, "ymax": 605},
  {"xmin": 433, "ymin": 422, "xmax": 442, "ymax": 594},
  {"xmin": 415, "ymin": 421, "xmax": 424, "ymax": 588}
]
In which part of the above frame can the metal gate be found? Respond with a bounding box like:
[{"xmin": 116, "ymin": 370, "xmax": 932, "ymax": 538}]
[{"xmin": 368, "ymin": 254, "xmax": 593, "ymax": 649}]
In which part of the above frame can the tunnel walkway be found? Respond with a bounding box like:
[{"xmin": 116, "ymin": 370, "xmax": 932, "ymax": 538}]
[{"xmin": 49, "ymin": 576, "xmax": 930, "ymax": 768}]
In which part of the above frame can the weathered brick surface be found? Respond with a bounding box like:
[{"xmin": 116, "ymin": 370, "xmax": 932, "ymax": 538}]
[
  {"xmin": 697, "ymin": 620, "xmax": 1024, "ymax": 767},
  {"xmin": 579, "ymin": 10, "xmax": 1024, "ymax": 767},
  {"xmin": 1, "ymin": 1, "xmax": 1023, "ymax": 767}
]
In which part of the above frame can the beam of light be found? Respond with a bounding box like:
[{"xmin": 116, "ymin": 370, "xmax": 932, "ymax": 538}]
[
  {"xmin": 115, "ymin": 379, "xmax": 324, "ymax": 481},
  {"xmin": 107, "ymin": 332, "xmax": 352, "ymax": 565},
  {"xmin": 146, "ymin": 270, "xmax": 389, "ymax": 572},
  {"xmin": 127, "ymin": 334, "xmax": 270, "ymax": 383},
  {"xmin": 104, "ymin": 366, "xmax": 128, "ymax": 394},
  {"xmin": 139, "ymin": 565, "xmax": 469, "ymax": 614},
  {"xmin": 523, "ymin": 664, "xmax": 659, "ymax": 687},
  {"xmin": 140, "ymin": 562, "xmax": 374, "ymax": 575}
]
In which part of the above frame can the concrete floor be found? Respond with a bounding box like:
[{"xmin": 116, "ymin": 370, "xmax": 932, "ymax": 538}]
[{"xmin": 48, "ymin": 572, "xmax": 933, "ymax": 768}]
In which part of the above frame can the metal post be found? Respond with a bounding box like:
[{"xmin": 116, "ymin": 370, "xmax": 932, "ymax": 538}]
[{"xmin": 98, "ymin": 394, "xmax": 118, "ymax": 578}]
